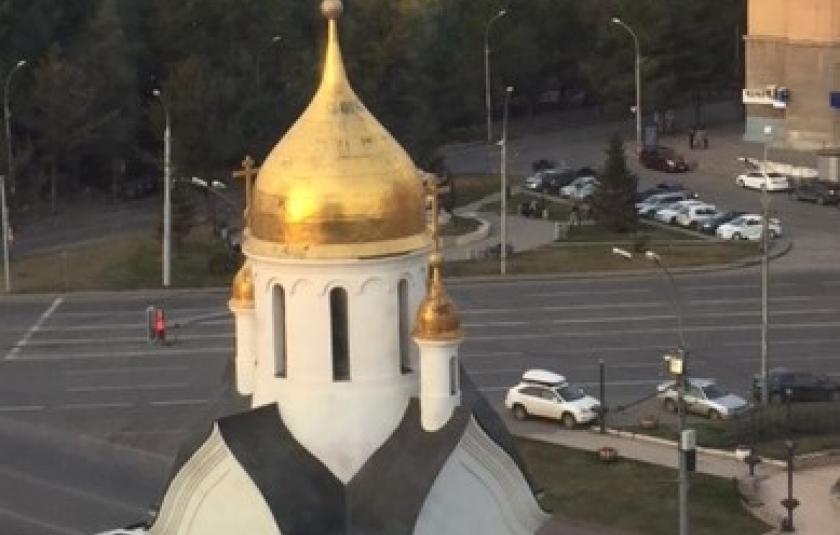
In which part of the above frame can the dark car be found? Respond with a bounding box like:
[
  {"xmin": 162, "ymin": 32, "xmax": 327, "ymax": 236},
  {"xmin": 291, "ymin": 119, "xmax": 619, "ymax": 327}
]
[
  {"xmin": 752, "ymin": 369, "xmax": 840, "ymax": 403},
  {"xmin": 790, "ymin": 180, "xmax": 840, "ymax": 206},
  {"xmin": 700, "ymin": 210, "xmax": 745, "ymax": 235},
  {"xmin": 119, "ymin": 176, "xmax": 158, "ymax": 200},
  {"xmin": 543, "ymin": 169, "xmax": 578, "ymax": 194},
  {"xmin": 639, "ymin": 146, "xmax": 690, "ymax": 173}
]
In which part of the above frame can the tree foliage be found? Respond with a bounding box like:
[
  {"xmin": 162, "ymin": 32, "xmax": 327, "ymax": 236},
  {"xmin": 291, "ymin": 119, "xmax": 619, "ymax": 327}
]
[
  {"xmin": 592, "ymin": 133, "xmax": 638, "ymax": 233},
  {"xmin": 0, "ymin": 0, "xmax": 745, "ymax": 212}
]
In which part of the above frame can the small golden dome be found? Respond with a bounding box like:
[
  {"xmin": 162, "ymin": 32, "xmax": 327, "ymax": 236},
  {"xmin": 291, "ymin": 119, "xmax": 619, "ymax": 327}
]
[
  {"xmin": 247, "ymin": 0, "xmax": 429, "ymax": 259},
  {"xmin": 413, "ymin": 254, "xmax": 462, "ymax": 341},
  {"xmin": 230, "ymin": 263, "xmax": 254, "ymax": 309}
]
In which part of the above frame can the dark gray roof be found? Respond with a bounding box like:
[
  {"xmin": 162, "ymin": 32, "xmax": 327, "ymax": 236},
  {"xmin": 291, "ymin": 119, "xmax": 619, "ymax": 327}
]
[{"xmin": 151, "ymin": 365, "xmax": 540, "ymax": 534}]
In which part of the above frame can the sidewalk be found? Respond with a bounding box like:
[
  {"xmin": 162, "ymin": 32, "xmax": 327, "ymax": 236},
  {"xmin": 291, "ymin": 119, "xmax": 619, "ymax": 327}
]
[{"xmin": 512, "ymin": 419, "xmax": 840, "ymax": 535}]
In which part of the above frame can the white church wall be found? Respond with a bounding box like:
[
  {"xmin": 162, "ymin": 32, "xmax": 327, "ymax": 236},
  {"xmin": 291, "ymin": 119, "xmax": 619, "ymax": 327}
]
[
  {"xmin": 241, "ymin": 248, "xmax": 429, "ymax": 482},
  {"xmin": 413, "ymin": 417, "xmax": 548, "ymax": 535},
  {"xmin": 150, "ymin": 426, "xmax": 279, "ymax": 535}
]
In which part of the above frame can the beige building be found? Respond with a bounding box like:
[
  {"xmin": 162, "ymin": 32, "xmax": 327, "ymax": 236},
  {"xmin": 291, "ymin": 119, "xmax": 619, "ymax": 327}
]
[{"xmin": 744, "ymin": 0, "xmax": 840, "ymax": 150}]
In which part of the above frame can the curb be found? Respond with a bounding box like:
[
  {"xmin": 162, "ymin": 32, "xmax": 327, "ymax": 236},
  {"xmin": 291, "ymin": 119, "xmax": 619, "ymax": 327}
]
[
  {"xmin": 599, "ymin": 428, "xmax": 788, "ymax": 468},
  {"xmin": 441, "ymin": 214, "xmax": 491, "ymax": 248}
]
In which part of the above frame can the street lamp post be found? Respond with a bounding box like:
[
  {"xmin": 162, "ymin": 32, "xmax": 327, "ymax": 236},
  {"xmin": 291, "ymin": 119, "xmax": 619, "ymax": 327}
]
[
  {"xmin": 612, "ymin": 247, "xmax": 689, "ymax": 535},
  {"xmin": 1, "ymin": 173, "xmax": 9, "ymax": 293},
  {"xmin": 152, "ymin": 89, "xmax": 172, "ymax": 288},
  {"xmin": 759, "ymin": 125, "xmax": 773, "ymax": 406},
  {"xmin": 4, "ymin": 59, "xmax": 27, "ymax": 199},
  {"xmin": 611, "ymin": 18, "xmax": 642, "ymax": 154},
  {"xmin": 256, "ymin": 35, "xmax": 282, "ymax": 93},
  {"xmin": 500, "ymin": 86, "xmax": 513, "ymax": 275},
  {"xmin": 484, "ymin": 9, "xmax": 507, "ymax": 144}
]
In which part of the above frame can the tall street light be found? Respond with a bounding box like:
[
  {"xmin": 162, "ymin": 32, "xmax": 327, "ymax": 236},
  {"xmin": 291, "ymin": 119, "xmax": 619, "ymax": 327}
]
[
  {"xmin": 152, "ymin": 89, "xmax": 172, "ymax": 288},
  {"xmin": 759, "ymin": 124, "xmax": 774, "ymax": 405},
  {"xmin": 611, "ymin": 17, "xmax": 642, "ymax": 154},
  {"xmin": 1, "ymin": 173, "xmax": 9, "ymax": 293},
  {"xmin": 4, "ymin": 59, "xmax": 27, "ymax": 198},
  {"xmin": 256, "ymin": 35, "xmax": 282, "ymax": 93},
  {"xmin": 613, "ymin": 247, "xmax": 690, "ymax": 535},
  {"xmin": 484, "ymin": 9, "xmax": 508, "ymax": 144},
  {"xmin": 499, "ymin": 86, "xmax": 513, "ymax": 275}
]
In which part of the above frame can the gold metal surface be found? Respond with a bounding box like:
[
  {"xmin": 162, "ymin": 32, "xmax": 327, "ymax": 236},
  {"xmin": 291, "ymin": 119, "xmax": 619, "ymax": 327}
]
[
  {"xmin": 413, "ymin": 179, "xmax": 462, "ymax": 341},
  {"xmin": 248, "ymin": 0, "xmax": 428, "ymax": 259},
  {"xmin": 230, "ymin": 263, "xmax": 255, "ymax": 309}
]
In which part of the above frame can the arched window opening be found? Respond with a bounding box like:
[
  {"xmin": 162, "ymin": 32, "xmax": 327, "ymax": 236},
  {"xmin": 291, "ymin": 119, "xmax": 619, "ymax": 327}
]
[
  {"xmin": 449, "ymin": 356, "xmax": 458, "ymax": 395},
  {"xmin": 398, "ymin": 279, "xmax": 411, "ymax": 374},
  {"xmin": 330, "ymin": 287, "xmax": 350, "ymax": 381},
  {"xmin": 273, "ymin": 285, "xmax": 287, "ymax": 377}
]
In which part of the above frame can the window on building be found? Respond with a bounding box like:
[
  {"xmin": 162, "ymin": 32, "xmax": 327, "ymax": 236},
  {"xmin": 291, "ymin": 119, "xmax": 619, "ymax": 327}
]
[
  {"xmin": 449, "ymin": 356, "xmax": 458, "ymax": 395},
  {"xmin": 330, "ymin": 287, "xmax": 350, "ymax": 381},
  {"xmin": 273, "ymin": 285, "xmax": 286, "ymax": 377},
  {"xmin": 398, "ymin": 279, "xmax": 411, "ymax": 374}
]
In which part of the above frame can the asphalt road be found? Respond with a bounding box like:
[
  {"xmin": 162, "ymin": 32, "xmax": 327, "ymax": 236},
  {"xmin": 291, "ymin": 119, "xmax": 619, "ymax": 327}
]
[{"xmin": 0, "ymin": 267, "xmax": 839, "ymax": 532}]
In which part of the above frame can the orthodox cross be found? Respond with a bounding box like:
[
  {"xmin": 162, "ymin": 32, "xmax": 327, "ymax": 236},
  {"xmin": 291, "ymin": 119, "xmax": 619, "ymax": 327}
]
[
  {"xmin": 425, "ymin": 174, "xmax": 440, "ymax": 250},
  {"xmin": 232, "ymin": 155, "xmax": 259, "ymax": 224}
]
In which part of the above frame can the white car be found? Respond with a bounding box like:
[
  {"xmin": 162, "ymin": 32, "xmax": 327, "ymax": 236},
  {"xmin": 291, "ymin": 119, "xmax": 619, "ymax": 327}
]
[
  {"xmin": 635, "ymin": 191, "xmax": 692, "ymax": 217},
  {"xmin": 657, "ymin": 378, "xmax": 749, "ymax": 420},
  {"xmin": 559, "ymin": 176, "xmax": 598, "ymax": 201},
  {"xmin": 504, "ymin": 369, "xmax": 601, "ymax": 429},
  {"xmin": 735, "ymin": 171, "xmax": 790, "ymax": 191},
  {"xmin": 716, "ymin": 214, "xmax": 782, "ymax": 241},
  {"xmin": 675, "ymin": 204, "xmax": 722, "ymax": 229},
  {"xmin": 653, "ymin": 199, "xmax": 706, "ymax": 225}
]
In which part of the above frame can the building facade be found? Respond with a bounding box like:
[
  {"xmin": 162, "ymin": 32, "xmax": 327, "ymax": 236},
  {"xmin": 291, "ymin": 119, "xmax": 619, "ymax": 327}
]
[{"xmin": 744, "ymin": 0, "xmax": 840, "ymax": 150}]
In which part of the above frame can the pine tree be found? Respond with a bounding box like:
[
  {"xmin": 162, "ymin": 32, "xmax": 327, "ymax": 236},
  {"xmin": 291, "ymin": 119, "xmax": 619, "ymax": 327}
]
[{"xmin": 592, "ymin": 133, "xmax": 638, "ymax": 233}]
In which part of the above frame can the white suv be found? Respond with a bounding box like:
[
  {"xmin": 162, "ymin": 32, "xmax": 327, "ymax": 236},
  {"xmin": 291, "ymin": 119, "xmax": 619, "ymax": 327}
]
[
  {"xmin": 504, "ymin": 370, "xmax": 601, "ymax": 428},
  {"xmin": 675, "ymin": 204, "xmax": 721, "ymax": 229}
]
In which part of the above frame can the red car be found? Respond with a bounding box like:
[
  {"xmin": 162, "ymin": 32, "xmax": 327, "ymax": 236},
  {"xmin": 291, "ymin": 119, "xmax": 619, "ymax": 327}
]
[{"xmin": 639, "ymin": 146, "xmax": 689, "ymax": 173}]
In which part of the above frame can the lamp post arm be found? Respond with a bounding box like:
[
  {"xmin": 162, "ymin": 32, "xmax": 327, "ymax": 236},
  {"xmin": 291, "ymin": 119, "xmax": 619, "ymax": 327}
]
[{"xmin": 651, "ymin": 255, "xmax": 687, "ymax": 351}]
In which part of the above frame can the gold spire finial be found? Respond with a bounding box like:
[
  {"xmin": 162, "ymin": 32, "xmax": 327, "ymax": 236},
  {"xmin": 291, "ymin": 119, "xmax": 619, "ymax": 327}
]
[
  {"xmin": 232, "ymin": 155, "xmax": 259, "ymax": 227},
  {"xmin": 413, "ymin": 174, "xmax": 462, "ymax": 341},
  {"xmin": 321, "ymin": 0, "xmax": 343, "ymax": 20}
]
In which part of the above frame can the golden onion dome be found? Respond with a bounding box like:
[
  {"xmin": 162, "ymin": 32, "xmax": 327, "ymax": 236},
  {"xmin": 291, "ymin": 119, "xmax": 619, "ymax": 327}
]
[
  {"xmin": 413, "ymin": 252, "xmax": 462, "ymax": 341},
  {"xmin": 230, "ymin": 263, "xmax": 255, "ymax": 309},
  {"xmin": 246, "ymin": 0, "xmax": 429, "ymax": 259}
]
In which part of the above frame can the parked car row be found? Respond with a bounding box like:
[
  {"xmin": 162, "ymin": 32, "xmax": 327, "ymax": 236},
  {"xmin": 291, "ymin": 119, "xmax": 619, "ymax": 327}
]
[
  {"xmin": 736, "ymin": 169, "xmax": 840, "ymax": 209},
  {"xmin": 504, "ymin": 366, "xmax": 839, "ymax": 429},
  {"xmin": 635, "ymin": 183, "xmax": 783, "ymax": 241},
  {"xmin": 523, "ymin": 165, "xmax": 599, "ymax": 199}
]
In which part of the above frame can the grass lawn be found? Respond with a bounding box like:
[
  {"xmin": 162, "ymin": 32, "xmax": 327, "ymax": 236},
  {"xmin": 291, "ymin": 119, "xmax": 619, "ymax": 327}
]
[
  {"xmin": 10, "ymin": 226, "xmax": 238, "ymax": 293},
  {"xmin": 441, "ymin": 215, "xmax": 481, "ymax": 236},
  {"xmin": 445, "ymin": 241, "xmax": 758, "ymax": 277},
  {"xmin": 517, "ymin": 439, "xmax": 770, "ymax": 535},
  {"xmin": 450, "ymin": 173, "xmax": 513, "ymax": 208}
]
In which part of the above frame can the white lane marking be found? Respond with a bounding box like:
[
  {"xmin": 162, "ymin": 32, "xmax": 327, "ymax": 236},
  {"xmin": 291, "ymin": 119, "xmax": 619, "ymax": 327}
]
[
  {"xmin": 66, "ymin": 382, "xmax": 189, "ymax": 393},
  {"xmin": 463, "ymin": 321, "xmax": 529, "ymax": 328},
  {"xmin": 681, "ymin": 282, "xmax": 795, "ymax": 291},
  {"xmin": 461, "ymin": 351, "xmax": 524, "ymax": 358},
  {"xmin": 467, "ymin": 368, "xmax": 529, "ymax": 376},
  {"xmin": 60, "ymin": 402, "xmax": 134, "ymax": 410},
  {"xmin": 527, "ymin": 288, "xmax": 650, "ymax": 298},
  {"xmin": 64, "ymin": 365, "xmax": 189, "ymax": 376},
  {"xmin": 725, "ymin": 338, "xmax": 840, "ymax": 348},
  {"xmin": 0, "ymin": 405, "xmax": 45, "ymax": 413},
  {"xmin": 4, "ymin": 297, "xmax": 64, "ymax": 360},
  {"xmin": 28, "ymin": 318, "xmax": 232, "ymax": 333},
  {"xmin": 150, "ymin": 399, "xmax": 209, "ymax": 407},
  {"xmin": 478, "ymin": 378, "xmax": 663, "ymax": 392},
  {"xmin": 0, "ymin": 504, "xmax": 84, "ymax": 535},
  {"xmin": 54, "ymin": 306, "xmax": 219, "ymax": 318},
  {"xmin": 470, "ymin": 321, "xmax": 840, "ymax": 341},
  {"xmin": 11, "ymin": 346, "xmax": 231, "ymax": 361},
  {"xmin": 25, "ymin": 332, "xmax": 232, "ymax": 347},
  {"xmin": 0, "ymin": 464, "xmax": 144, "ymax": 515}
]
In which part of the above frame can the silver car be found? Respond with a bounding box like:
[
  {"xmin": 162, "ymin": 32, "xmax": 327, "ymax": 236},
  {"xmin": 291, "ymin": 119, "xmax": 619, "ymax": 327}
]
[{"xmin": 656, "ymin": 378, "xmax": 749, "ymax": 419}]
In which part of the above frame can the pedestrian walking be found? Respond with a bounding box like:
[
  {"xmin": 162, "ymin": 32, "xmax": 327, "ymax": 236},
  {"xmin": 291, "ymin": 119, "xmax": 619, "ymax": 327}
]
[
  {"xmin": 569, "ymin": 205, "xmax": 581, "ymax": 228},
  {"xmin": 665, "ymin": 109, "xmax": 675, "ymax": 133},
  {"xmin": 688, "ymin": 127, "xmax": 695, "ymax": 149}
]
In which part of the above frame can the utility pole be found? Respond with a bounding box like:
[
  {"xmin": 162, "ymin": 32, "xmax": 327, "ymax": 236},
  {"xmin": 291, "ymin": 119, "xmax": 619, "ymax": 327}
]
[
  {"xmin": 611, "ymin": 18, "xmax": 642, "ymax": 154},
  {"xmin": 499, "ymin": 86, "xmax": 513, "ymax": 275},
  {"xmin": 153, "ymin": 89, "xmax": 172, "ymax": 288},
  {"xmin": 484, "ymin": 9, "xmax": 507, "ymax": 144},
  {"xmin": 4, "ymin": 59, "xmax": 27, "ymax": 198},
  {"xmin": 1, "ymin": 174, "xmax": 9, "ymax": 292},
  {"xmin": 760, "ymin": 125, "xmax": 773, "ymax": 405}
]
